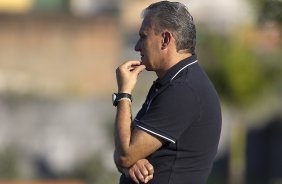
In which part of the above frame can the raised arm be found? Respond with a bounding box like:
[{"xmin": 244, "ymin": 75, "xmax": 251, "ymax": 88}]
[{"xmin": 114, "ymin": 61, "xmax": 164, "ymax": 168}]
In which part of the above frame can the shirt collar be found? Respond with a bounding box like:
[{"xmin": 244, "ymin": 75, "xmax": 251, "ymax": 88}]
[{"xmin": 155, "ymin": 54, "xmax": 198, "ymax": 87}]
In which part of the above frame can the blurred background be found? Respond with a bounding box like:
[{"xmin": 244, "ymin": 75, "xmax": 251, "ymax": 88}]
[{"xmin": 0, "ymin": 0, "xmax": 281, "ymax": 184}]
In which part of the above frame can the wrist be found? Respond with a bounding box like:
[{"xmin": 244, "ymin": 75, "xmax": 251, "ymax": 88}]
[
  {"xmin": 112, "ymin": 93, "xmax": 132, "ymax": 107},
  {"xmin": 118, "ymin": 89, "xmax": 132, "ymax": 94}
]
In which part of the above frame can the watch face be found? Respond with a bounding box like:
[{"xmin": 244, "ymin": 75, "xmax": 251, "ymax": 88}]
[
  {"xmin": 112, "ymin": 93, "xmax": 131, "ymax": 106},
  {"xmin": 112, "ymin": 93, "xmax": 118, "ymax": 106},
  {"xmin": 112, "ymin": 93, "xmax": 117, "ymax": 103}
]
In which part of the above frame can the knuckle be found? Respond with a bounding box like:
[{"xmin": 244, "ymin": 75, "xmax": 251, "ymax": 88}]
[
  {"xmin": 142, "ymin": 169, "xmax": 148, "ymax": 176},
  {"xmin": 148, "ymin": 175, "xmax": 153, "ymax": 180}
]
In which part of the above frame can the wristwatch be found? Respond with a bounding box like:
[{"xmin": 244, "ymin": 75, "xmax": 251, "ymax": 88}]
[{"xmin": 112, "ymin": 93, "xmax": 132, "ymax": 106}]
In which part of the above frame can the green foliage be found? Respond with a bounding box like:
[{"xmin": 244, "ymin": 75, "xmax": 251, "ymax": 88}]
[
  {"xmin": 199, "ymin": 0, "xmax": 282, "ymax": 108},
  {"xmin": 221, "ymin": 37, "xmax": 265, "ymax": 105},
  {"xmin": 0, "ymin": 149, "xmax": 20, "ymax": 179},
  {"xmin": 33, "ymin": 0, "xmax": 69, "ymax": 12},
  {"xmin": 199, "ymin": 26, "xmax": 282, "ymax": 106},
  {"xmin": 201, "ymin": 33, "xmax": 266, "ymax": 106},
  {"xmin": 250, "ymin": 0, "xmax": 282, "ymax": 24}
]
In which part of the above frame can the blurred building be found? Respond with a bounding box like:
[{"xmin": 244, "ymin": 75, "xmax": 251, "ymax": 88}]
[
  {"xmin": 0, "ymin": 0, "xmax": 121, "ymax": 98},
  {"xmin": 0, "ymin": 0, "xmax": 255, "ymax": 97},
  {"xmin": 0, "ymin": 0, "xmax": 33, "ymax": 13},
  {"xmin": 0, "ymin": 0, "xmax": 121, "ymax": 179}
]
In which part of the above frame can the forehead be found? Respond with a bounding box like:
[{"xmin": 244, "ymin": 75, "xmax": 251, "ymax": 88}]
[{"xmin": 139, "ymin": 17, "xmax": 153, "ymax": 34}]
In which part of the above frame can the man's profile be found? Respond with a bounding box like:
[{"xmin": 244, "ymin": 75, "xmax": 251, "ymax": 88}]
[{"xmin": 113, "ymin": 1, "xmax": 222, "ymax": 184}]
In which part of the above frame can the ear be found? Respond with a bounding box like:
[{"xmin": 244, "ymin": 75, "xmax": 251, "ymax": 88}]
[{"xmin": 161, "ymin": 32, "xmax": 171, "ymax": 49}]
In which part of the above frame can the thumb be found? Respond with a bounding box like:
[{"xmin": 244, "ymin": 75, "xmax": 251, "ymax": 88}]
[
  {"xmin": 132, "ymin": 65, "xmax": 146, "ymax": 75},
  {"xmin": 144, "ymin": 174, "xmax": 153, "ymax": 183}
]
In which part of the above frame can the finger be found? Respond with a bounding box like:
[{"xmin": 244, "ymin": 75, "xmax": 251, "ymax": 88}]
[
  {"xmin": 144, "ymin": 174, "xmax": 153, "ymax": 183},
  {"xmin": 132, "ymin": 65, "xmax": 146, "ymax": 75},
  {"xmin": 129, "ymin": 169, "xmax": 139, "ymax": 184},
  {"xmin": 128, "ymin": 65, "xmax": 140, "ymax": 71},
  {"xmin": 135, "ymin": 169, "xmax": 145, "ymax": 183},
  {"xmin": 145, "ymin": 163, "xmax": 154, "ymax": 175},
  {"xmin": 122, "ymin": 60, "xmax": 141, "ymax": 69},
  {"xmin": 140, "ymin": 167, "xmax": 148, "ymax": 177},
  {"xmin": 137, "ymin": 163, "xmax": 148, "ymax": 177},
  {"xmin": 136, "ymin": 160, "xmax": 149, "ymax": 176},
  {"xmin": 117, "ymin": 61, "xmax": 140, "ymax": 73}
]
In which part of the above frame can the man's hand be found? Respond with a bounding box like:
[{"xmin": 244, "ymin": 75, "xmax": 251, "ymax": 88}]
[
  {"xmin": 116, "ymin": 61, "xmax": 146, "ymax": 94},
  {"xmin": 125, "ymin": 159, "xmax": 154, "ymax": 184}
]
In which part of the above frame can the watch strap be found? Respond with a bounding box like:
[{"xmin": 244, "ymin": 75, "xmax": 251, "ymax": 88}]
[{"xmin": 113, "ymin": 93, "xmax": 132, "ymax": 106}]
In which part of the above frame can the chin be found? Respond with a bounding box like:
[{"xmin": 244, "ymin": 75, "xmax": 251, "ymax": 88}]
[{"xmin": 144, "ymin": 65, "xmax": 153, "ymax": 71}]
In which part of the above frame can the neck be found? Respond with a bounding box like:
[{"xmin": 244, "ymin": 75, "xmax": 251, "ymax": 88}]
[{"xmin": 156, "ymin": 52, "xmax": 192, "ymax": 78}]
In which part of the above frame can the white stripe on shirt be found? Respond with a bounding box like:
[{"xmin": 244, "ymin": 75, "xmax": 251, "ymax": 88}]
[{"xmin": 135, "ymin": 121, "xmax": 176, "ymax": 144}]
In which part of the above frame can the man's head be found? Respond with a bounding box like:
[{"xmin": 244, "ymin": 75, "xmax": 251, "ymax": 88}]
[
  {"xmin": 143, "ymin": 1, "xmax": 196, "ymax": 54},
  {"xmin": 135, "ymin": 1, "xmax": 196, "ymax": 74}
]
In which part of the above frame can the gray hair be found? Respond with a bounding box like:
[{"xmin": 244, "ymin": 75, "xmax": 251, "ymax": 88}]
[{"xmin": 142, "ymin": 1, "xmax": 196, "ymax": 54}]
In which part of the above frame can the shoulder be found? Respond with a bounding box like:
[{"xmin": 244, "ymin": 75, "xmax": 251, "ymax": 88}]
[{"xmin": 153, "ymin": 82, "xmax": 200, "ymax": 110}]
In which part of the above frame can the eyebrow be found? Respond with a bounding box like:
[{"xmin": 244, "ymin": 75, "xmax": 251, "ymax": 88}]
[{"xmin": 139, "ymin": 32, "xmax": 146, "ymax": 37}]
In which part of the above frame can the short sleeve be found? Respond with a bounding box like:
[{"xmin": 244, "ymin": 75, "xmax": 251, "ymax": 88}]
[{"xmin": 134, "ymin": 83, "xmax": 200, "ymax": 144}]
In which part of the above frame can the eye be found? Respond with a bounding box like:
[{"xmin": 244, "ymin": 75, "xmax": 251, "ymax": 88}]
[{"xmin": 139, "ymin": 33, "xmax": 146, "ymax": 40}]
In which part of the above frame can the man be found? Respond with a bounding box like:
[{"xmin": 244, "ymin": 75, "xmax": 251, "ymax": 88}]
[{"xmin": 113, "ymin": 1, "xmax": 221, "ymax": 184}]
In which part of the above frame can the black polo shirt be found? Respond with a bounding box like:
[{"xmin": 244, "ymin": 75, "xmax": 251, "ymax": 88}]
[{"xmin": 120, "ymin": 55, "xmax": 222, "ymax": 184}]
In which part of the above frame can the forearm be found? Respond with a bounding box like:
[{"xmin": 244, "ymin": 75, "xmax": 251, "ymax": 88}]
[
  {"xmin": 114, "ymin": 99, "xmax": 163, "ymax": 168},
  {"xmin": 114, "ymin": 61, "xmax": 159, "ymax": 168},
  {"xmin": 114, "ymin": 99, "xmax": 134, "ymax": 168}
]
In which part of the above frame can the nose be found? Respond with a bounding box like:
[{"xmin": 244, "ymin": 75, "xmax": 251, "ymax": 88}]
[{"xmin": 135, "ymin": 39, "xmax": 141, "ymax": 52}]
